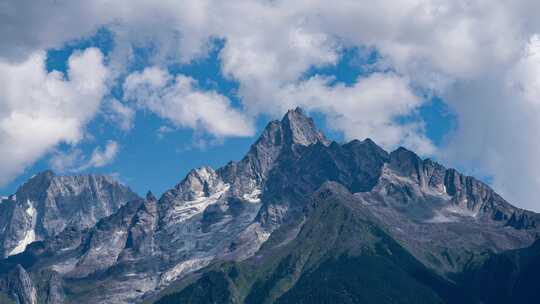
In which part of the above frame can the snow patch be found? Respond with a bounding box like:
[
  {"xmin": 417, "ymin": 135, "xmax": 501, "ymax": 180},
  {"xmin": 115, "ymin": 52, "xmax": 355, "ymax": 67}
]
[
  {"xmin": 425, "ymin": 211, "xmax": 457, "ymax": 223},
  {"xmin": 168, "ymin": 184, "xmax": 230, "ymax": 224},
  {"xmin": 243, "ymin": 188, "xmax": 262, "ymax": 203},
  {"xmin": 194, "ymin": 167, "xmax": 212, "ymax": 181},
  {"xmin": 431, "ymin": 184, "xmax": 449, "ymax": 196},
  {"xmin": 235, "ymin": 222, "xmax": 270, "ymax": 249},
  {"xmin": 425, "ymin": 204, "xmax": 479, "ymax": 224},
  {"xmin": 3, "ymin": 194, "xmax": 16, "ymax": 201},
  {"xmin": 25, "ymin": 203, "xmax": 36, "ymax": 217},
  {"xmin": 227, "ymin": 225, "xmax": 271, "ymax": 260},
  {"xmin": 9, "ymin": 200, "xmax": 37, "ymax": 256},
  {"xmin": 160, "ymin": 257, "xmax": 213, "ymax": 286},
  {"xmin": 9, "ymin": 229, "xmax": 36, "ymax": 256},
  {"xmin": 446, "ymin": 205, "xmax": 478, "ymax": 217},
  {"xmin": 51, "ymin": 257, "xmax": 79, "ymax": 274}
]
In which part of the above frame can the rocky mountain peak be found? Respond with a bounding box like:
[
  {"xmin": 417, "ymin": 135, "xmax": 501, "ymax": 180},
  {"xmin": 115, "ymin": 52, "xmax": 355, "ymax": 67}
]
[
  {"xmin": 15, "ymin": 171, "xmax": 127, "ymax": 202},
  {"xmin": 146, "ymin": 191, "xmax": 157, "ymax": 202},
  {"xmin": 0, "ymin": 172, "xmax": 140, "ymax": 258},
  {"xmin": 250, "ymin": 107, "xmax": 329, "ymax": 152},
  {"xmin": 281, "ymin": 107, "xmax": 329, "ymax": 147},
  {"xmin": 220, "ymin": 107, "xmax": 330, "ymax": 189},
  {"xmin": 388, "ymin": 146, "xmax": 424, "ymax": 181},
  {"xmin": 34, "ymin": 170, "xmax": 55, "ymax": 180},
  {"xmin": 14, "ymin": 170, "xmax": 56, "ymax": 202},
  {"xmin": 171, "ymin": 166, "xmax": 225, "ymax": 201}
]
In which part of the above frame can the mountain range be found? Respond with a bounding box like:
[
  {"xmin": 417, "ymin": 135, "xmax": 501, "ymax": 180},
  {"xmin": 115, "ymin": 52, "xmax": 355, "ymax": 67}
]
[{"xmin": 0, "ymin": 108, "xmax": 539, "ymax": 304}]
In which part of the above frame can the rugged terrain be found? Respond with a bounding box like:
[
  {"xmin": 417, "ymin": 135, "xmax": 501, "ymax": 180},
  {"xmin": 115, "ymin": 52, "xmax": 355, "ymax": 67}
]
[
  {"xmin": 0, "ymin": 171, "xmax": 139, "ymax": 258},
  {"xmin": 1, "ymin": 108, "xmax": 539, "ymax": 304}
]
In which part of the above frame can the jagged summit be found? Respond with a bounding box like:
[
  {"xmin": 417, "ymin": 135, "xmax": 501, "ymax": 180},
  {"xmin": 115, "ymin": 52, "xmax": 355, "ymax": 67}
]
[
  {"xmin": 281, "ymin": 107, "xmax": 330, "ymax": 146},
  {"xmin": 35, "ymin": 169, "xmax": 55, "ymax": 179},
  {"xmin": 146, "ymin": 191, "xmax": 157, "ymax": 201},
  {"xmin": 14, "ymin": 170, "xmax": 56, "ymax": 185},
  {"xmin": 251, "ymin": 107, "xmax": 329, "ymax": 151},
  {"xmin": 167, "ymin": 166, "xmax": 224, "ymax": 201},
  {"xmin": 0, "ymin": 172, "xmax": 140, "ymax": 257},
  {"xmin": 217, "ymin": 107, "xmax": 331, "ymax": 194}
]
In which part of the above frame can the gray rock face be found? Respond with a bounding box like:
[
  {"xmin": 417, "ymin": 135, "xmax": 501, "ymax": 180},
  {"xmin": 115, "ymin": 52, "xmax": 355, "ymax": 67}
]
[
  {"xmin": 356, "ymin": 147, "xmax": 540, "ymax": 273},
  {"xmin": 0, "ymin": 108, "xmax": 330, "ymax": 303},
  {"xmin": 1, "ymin": 108, "xmax": 539, "ymax": 303},
  {"xmin": 255, "ymin": 138, "xmax": 389, "ymax": 230},
  {"xmin": 218, "ymin": 107, "xmax": 329, "ymax": 196},
  {"xmin": 7, "ymin": 265, "xmax": 36, "ymax": 304},
  {"xmin": 43, "ymin": 271, "xmax": 64, "ymax": 304},
  {"xmin": 0, "ymin": 168, "xmax": 261, "ymax": 303},
  {"xmin": 0, "ymin": 171, "xmax": 140, "ymax": 257}
]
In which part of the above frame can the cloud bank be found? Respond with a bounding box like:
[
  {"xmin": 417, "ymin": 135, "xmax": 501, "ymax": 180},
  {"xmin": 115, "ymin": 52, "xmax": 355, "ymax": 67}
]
[
  {"xmin": 49, "ymin": 140, "xmax": 120, "ymax": 173},
  {"xmin": 0, "ymin": 47, "xmax": 108, "ymax": 185},
  {"xmin": 123, "ymin": 67, "xmax": 254, "ymax": 137},
  {"xmin": 1, "ymin": 0, "xmax": 540, "ymax": 210}
]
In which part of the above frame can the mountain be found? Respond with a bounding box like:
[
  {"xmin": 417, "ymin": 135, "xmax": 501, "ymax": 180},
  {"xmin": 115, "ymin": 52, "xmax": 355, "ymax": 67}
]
[
  {"xmin": 455, "ymin": 238, "xmax": 540, "ymax": 304},
  {"xmin": 0, "ymin": 171, "xmax": 140, "ymax": 258},
  {"xmin": 0, "ymin": 108, "xmax": 539, "ymax": 304}
]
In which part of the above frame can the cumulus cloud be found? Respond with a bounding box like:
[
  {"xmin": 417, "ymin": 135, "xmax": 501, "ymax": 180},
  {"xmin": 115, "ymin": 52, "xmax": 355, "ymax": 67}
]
[
  {"xmin": 49, "ymin": 148, "xmax": 84, "ymax": 173},
  {"xmin": 83, "ymin": 140, "xmax": 120, "ymax": 169},
  {"xmin": 49, "ymin": 141, "xmax": 120, "ymax": 173},
  {"xmin": 215, "ymin": 2, "xmax": 339, "ymax": 114},
  {"xmin": 156, "ymin": 126, "xmax": 174, "ymax": 140},
  {"xmin": 3, "ymin": 0, "xmax": 540, "ymax": 210},
  {"xmin": 0, "ymin": 2, "xmax": 106, "ymax": 61},
  {"xmin": 438, "ymin": 34, "xmax": 540, "ymax": 210},
  {"xmin": 123, "ymin": 67, "xmax": 254, "ymax": 137},
  {"xmin": 0, "ymin": 47, "xmax": 108, "ymax": 185},
  {"xmin": 276, "ymin": 73, "xmax": 435, "ymax": 155},
  {"xmin": 105, "ymin": 99, "xmax": 136, "ymax": 131},
  {"xmin": 205, "ymin": 0, "xmax": 540, "ymax": 210}
]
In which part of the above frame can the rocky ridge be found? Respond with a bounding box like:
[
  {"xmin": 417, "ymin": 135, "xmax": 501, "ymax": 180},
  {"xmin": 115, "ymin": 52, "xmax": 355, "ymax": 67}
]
[
  {"xmin": 0, "ymin": 171, "xmax": 140, "ymax": 258},
  {"xmin": 0, "ymin": 108, "xmax": 539, "ymax": 303}
]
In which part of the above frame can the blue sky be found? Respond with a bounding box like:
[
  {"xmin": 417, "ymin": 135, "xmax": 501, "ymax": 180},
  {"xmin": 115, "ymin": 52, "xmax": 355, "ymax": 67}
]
[
  {"xmin": 2, "ymin": 1, "xmax": 540, "ymax": 211},
  {"xmin": 0, "ymin": 30, "xmax": 455, "ymax": 197}
]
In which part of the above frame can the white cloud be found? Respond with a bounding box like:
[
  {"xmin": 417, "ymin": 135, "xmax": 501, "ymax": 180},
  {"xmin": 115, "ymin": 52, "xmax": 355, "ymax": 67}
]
[
  {"xmin": 3, "ymin": 0, "xmax": 540, "ymax": 210},
  {"xmin": 509, "ymin": 35, "xmax": 540, "ymax": 105},
  {"xmin": 0, "ymin": 47, "xmax": 108, "ymax": 185},
  {"xmin": 123, "ymin": 67, "xmax": 254, "ymax": 137},
  {"xmin": 156, "ymin": 126, "xmax": 174, "ymax": 140},
  {"xmin": 82, "ymin": 140, "xmax": 120, "ymax": 169},
  {"xmin": 49, "ymin": 141, "xmax": 120, "ymax": 173},
  {"xmin": 0, "ymin": 2, "xmax": 106, "ymax": 61},
  {"xmin": 205, "ymin": 0, "xmax": 540, "ymax": 210},
  {"xmin": 276, "ymin": 73, "xmax": 435, "ymax": 155},
  {"xmin": 105, "ymin": 99, "xmax": 136, "ymax": 131},
  {"xmin": 438, "ymin": 34, "xmax": 540, "ymax": 211},
  {"xmin": 215, "ymin": 3, "xmax": 339, "ymax": 114},
  {"xmin": 49, "ymin": 148, "xmax": 84, "ymax": 173}
]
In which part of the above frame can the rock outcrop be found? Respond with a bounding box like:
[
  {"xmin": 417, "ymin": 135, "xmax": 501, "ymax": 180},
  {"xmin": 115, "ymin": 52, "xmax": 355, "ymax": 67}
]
[{"xmin": 0, "ymin": 172, "xmax": 140, "ymax": 258}]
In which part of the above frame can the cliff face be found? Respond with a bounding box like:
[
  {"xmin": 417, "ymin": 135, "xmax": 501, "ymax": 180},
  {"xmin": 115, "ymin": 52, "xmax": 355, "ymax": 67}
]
[
  {"xmin": 0, "ymin": 171, "xmax": 140, "ymax": 257},
  {"xmin": 7, "ymin": 265, "xmax": 36, "ymax": 304}
]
